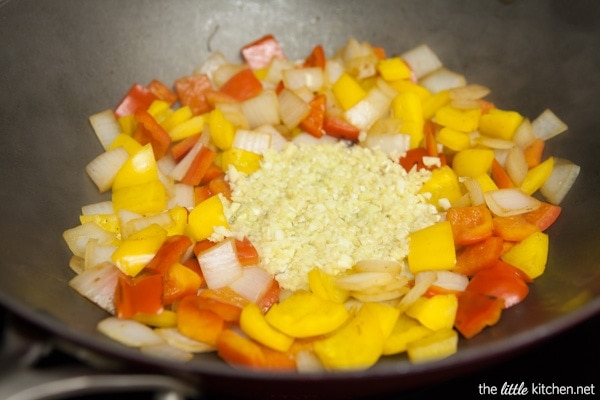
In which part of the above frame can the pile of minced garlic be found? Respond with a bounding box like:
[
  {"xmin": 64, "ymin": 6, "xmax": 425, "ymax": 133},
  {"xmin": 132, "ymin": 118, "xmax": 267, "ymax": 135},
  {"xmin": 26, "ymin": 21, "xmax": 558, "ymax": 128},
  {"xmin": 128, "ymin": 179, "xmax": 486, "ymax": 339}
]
[{"xmin": 221, "ymin": 142, "xmax": 441, "ymax": 292}]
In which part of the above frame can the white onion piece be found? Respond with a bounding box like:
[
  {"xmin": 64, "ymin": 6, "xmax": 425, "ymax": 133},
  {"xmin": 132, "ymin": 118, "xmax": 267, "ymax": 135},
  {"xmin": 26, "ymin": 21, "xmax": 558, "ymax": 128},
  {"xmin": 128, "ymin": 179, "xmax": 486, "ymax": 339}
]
[
  {"xmin": 354, "ymin": 259, "xmax": 404, "ymax": 274},
  {"xmin": 84, "ymin": 238, "xmax": 117, "ymax": 270},
  {"xmin": 295, "ymin": 350, "xmax": 326, "ymax": 373},
  {"xmin": 540, "ymin": 157, "xmax": 580, "ymax": 205},
  {"xmin": 397, "ymin": 271, "xmax": 437, "ymax": 312},
  {"xmin": 512, "ymin": 119, "xmax": 536, "ymax": 149},
  {"xmin": 81, "ymin": 200, "xmax": 114, "ymax": 215},
  {"xmin": 117, "ymin": 209, "xmax": 142, "ymax": 237},
  {"xmin": 292, "ymin": 133, "xmax": 337, "ymax": 146},
  {"xmin": 194, "ymin": 51, "xmax": 229, "ymax": 84},
  {"xmin": 463, "ymin": 177, "xmax": 485, "ymax": 206},
  {"xmin": 283, "ymin": 67, "xmax": 324, "ymax": 92},
  {"xmin": 419, "ymin": 68, "xmax": 466, "ymax": 94},
  {"xmin": 400, "ymin": 44, "xmax": 443, "ymax": 80},
  {"xmin": 263, "ymin": 58, "xmax": 296, "ymax": 85},
  {"xmin": 69, "ymin": 262, "xmax": 120, "ymax": 314},
  {"xmin": 98, "ymin": 317, "xmax": 165, "ymax": 347},
  {"xmin": 278, "ymin": 88, "xmax": 311, "ymax": 130},
  {"xmin": 255, "ymin": 124, "xmax": 289, "ymax": 151},
  {"xmin": 325, "ymin": 58, "xmax": 345, "ymax": 85},
  {"xmin": 428, "ymin": 271, "xmax": 469, "ymax": 292},
  {"xmin": 242, "ymin": 90, "xmax": 280, "ymax": 129},
  {"xmin": 140, "ymin": 343, "xmax": 193, "ymax": 362},
  {"xmin": 351, "ymin": 288, "xmax": 407, "ymax": 303},
  {"xmin": 212, "ymin": 63, "xmax": 246, "ymax": 88},
  {"xmin": 363, "ymin": 133, "xmax": 410, "ymax": 157},
  {"xmin": 167, "ymin": 183, "xmax": 195, "ymax": 210},
  {"xmin": 69, "ymin": 255, "xmax": 85, "ymax": 274},
  {"xmin": 89, "ymin": 109, "xmax": 121, "ymax": 150},
  {"xmin": 345, "ymin": 86, "xmax": 394, "ymax": 131},
  {"xmin": 484, "ymin": 188, "xmax": 541, "ymax": 217},
  {"xmin": 196, "ymin": 237, "xmax": 243, "ymax": 289},
  {"xmin": 505, "ymin": 146, "xmax": 529, "ymax": 185},
  {"xmin": 449, "ymin": 84, "xmax": 491, "ymax": 101},
  {"xmin": 155, "ymin": 328, "xmax": 216, "ymax": 353},
  {"xmin": 168, "ymin": 139, "xmax": 204, "ymax": 181},
  {"xmin": 228, "ymin": 266, "xmax": 273, "ymax": 303},
  {"xmin": 157, "ymin": 153, "xmax": 177, "ymax": 176},
  {"xmin": 232, "ymin": 129, "xmax": 272, "ymax": 155},
  {"xmin": 63, "ymin": 222, "xmax": 117, "ymax": 258},
  {"xmin": 85, "ymin": 147, "xmax": 129, "ymax": 192},
  {"xmin": 335, "ymin": 272, "xmax": 396, "ymax": 291},
  {"xmin": 531, "ymin": 108, "xmax": 568, "ymax": 141},
  {"xmin": 475, "ymin": 136, "xmax": 515, "ymax": 150},
  {"xmin": 122, "ymin": 211, "xmax": 173, "ymax": 238}
]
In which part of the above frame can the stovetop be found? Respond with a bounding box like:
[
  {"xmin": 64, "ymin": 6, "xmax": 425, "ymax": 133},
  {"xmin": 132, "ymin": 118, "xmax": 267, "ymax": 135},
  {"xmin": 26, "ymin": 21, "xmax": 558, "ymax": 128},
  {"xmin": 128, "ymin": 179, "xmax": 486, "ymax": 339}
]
[{"xmin": 1, "ymin": 306, "xmax": 598, "ymax": 400}]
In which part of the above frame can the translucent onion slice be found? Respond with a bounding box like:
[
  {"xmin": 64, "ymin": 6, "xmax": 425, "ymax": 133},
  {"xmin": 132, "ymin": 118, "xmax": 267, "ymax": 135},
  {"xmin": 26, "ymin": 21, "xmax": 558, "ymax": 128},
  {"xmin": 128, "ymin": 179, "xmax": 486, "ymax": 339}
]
[
  {"xmin": 97, "ymin": 317, "xmax": 165, "ymax": 347},
  {"xmin": 540, "ymin": 157, "xmax": 581, "ymax": 205},
  {"xmin": 345, "ymin": 86, "xmax": 394, "ymax": 131},
  {"xmin": 81, "ymin": 200, "xmax": 114, "ymax": 215},
  {"xmin": 63, "ymin": 222, "xmax": 117, "ymax": 258},
  {"xmin": 154, "ymin": 328, "xmax": 216, "ymax": 353},
  {"xmin": 295, "ymin": 350, "xmax": 326, "ymax": 373},
  {"xmin": 232, "ymin": 129, "xmax": 272, "ymax": 155},
  {"xmin": 278, "ymin": 88, "xmax": 311, "ymax": 130},
  {"xmin": 168, "ymin": 139, "xmax": 204, "ymax": 181},
  {"xmin": 463, "ymin": 177, "xmax": 485, "ymax": 206},
  {"xmin": 354, "ymin": 259, "xmax": 404, "ymax": 274},
  {"xmin": 282, "ymin": 67, "xmax": 324, "ymax": 92},
  {"xmin": 255, "ymin": 124, "xmax": 289, "ymax": 151},
  {"xmin": 419, "ymin": 68, "xmax": 466, "ymax": 94},
  {"xmin": 212, "ymin": 63, "xmax": 246, "ymax": 89},
  {"xmin": 84, "ymin": 238, "xmax": 117, "ymax": 270},
  {"xmin": 69, "ymin": 262, "xmax": 120, "ymax": 314},
  {"xmin": 196, "ymin": 237, "xmax": 243, "ymax": 289},
  {"xmin": 351, "ymin": 288, "xmax": 408, "ymax": 303},
  {"xmin": 228, "ymin": 266, "xmax": 273, "ymax": 303},
  {"xmin": 512, "ymin": 119, "xmax": 536, "ymax": 149},
  {"xmin": 194, "ymin": 51, "xmax": 228, "ymax": 84},
  {"xmin": 69, "ymin": 255, "xmax": 85, "ymax": 274},
  {"xmin": 140, "ymin": 343, "xmax": 193, "ymax": 362},
  {"xmin": 449, "ymin": 84, "xmax": 491, "ymax": 101},
  {"xmin": 425, "ymin": 270, "xmax": 469, "ymax": 292},
  {"xmin": 363, "ymin": 133, "xmax": 411, "ymax": 157},
  {"xmin": 85, "ymin": 146, "xmax": 130, "ymax": 192},
  {"xmin": 335, "ymin": 272, "xmax": 396, "ymax": 291},
  {"xmin": 89, "ymin": 109, "xmax": 121, "ymax": 150},
  {"xmin": 400, "ymin": 44, "xmax": 443, "ymax": 80},
  {"xmin": 505, "ymin": 146, "xmax": 529, "ymax": 185},
  {"xmin": 484, "ymin": 188, "xmax": 541, "ymax": 217},
  {"xmin": 167, "ymin": 183, "xmax": 195, "ymax": 210},
  {"xmin": 397, "ymin": 271, "xmax": 437, "ymax": 312},
  {"xmin": 263, "ymin": 58, "xmax": 296, "ymax": 85},
  {"xmin": 475, "ymin": 136, "xmax": 515, "ymax": 150},
  {"xmin": 531, "ymin": 108, "xmax": 568, "ymax": 141},
  {"xmin": 242, "ymin": 90, "xmax": 280, "ymax": 129}
]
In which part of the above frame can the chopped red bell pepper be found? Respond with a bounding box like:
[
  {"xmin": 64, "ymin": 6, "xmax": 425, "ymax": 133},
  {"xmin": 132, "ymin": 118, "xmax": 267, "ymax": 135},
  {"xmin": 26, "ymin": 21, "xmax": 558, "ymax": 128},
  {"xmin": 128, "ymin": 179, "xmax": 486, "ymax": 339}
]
[
  {"xmin": 299, "ymin": 93, "xmax": 326, "ymax": 138},
  {"xmin": 219, "ymin": 68, "xmax": 263, "ymax": 102},
  {"xmin": 132, "ymin": 110, "xmax": 172, "ymax": 159},
  {"xmin": 235, "ymin": 237, "xmax": 260, "ymax": 266},
  {"xmin": 322, "ymin": 114, "xmax": 360, "ymax": 142},
  {"xmin": 114, "ymin": 272, "xmax": 163, "ymax": 318},
  {"xmin": 147, "ymin": 79, "xmax": 178, "ymax": 106},
  {"xmin": 454, "ymin": 290, "xmax": 504, "ymax": 339},
  {"xmin": 466, "ymin": 260, "xmax": 530, "ymax": 308},
  {"xmin": 180, "ymin": 146, "xmax": 217, "ymax": 186},
  {"xmin": 454, "ymin": 236, "xmax": 504, "ymax": 277},
  {"xmin": 446, "ymin": 204, "xmax": 494, "ymax": 246},
  {"xmin": 241, "ymin": 34, "xmax": 286, "ymax": 70},
  {"xmin": 303, "ymin": 44, "xmax": 326, "ymax": 69},
  {"xmin": 174, "ymin": 73, "xmax": 213, "ymax": 116},
  {"xmin": 144, "ymin": 235, "xmax": 193, "ymax": 275},
  {"xmin": 114, "ymin": 83, "xmax": 158, "ymax": 118}
]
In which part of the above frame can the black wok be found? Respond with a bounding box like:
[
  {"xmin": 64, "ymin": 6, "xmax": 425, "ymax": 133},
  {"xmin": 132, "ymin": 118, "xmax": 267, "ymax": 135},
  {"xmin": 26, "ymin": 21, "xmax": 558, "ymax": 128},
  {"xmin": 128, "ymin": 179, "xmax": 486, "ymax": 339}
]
[{"xmin": 1, "ymin": 0, "xmax": 599, "ymax": 398}]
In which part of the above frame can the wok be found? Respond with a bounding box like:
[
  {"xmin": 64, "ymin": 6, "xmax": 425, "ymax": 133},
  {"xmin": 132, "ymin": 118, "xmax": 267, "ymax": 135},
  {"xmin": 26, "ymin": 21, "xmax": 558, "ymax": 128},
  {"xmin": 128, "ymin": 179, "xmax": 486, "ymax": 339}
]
[{"xmin": 1, "ymin": 0, "xmax": 599, "ymax": 398}]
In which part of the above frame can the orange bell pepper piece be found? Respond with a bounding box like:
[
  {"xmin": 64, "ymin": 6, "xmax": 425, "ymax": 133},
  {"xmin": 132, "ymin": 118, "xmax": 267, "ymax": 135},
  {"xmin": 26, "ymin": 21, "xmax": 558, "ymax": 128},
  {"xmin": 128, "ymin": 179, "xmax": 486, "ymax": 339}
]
[
  {"xmin": 235, "ymin": 237, "xmax": 260, "ymax": 266},
  {"xmin": 147, "ymin": 79, "xmax": 178, "ymax": 106},
  {"xmin": 219, "ymin": 68, "xmax": 263, "ymax": 102},
  {"xmin": 446, "ymin": 204, "xmax": 494, "ymax": 246},
  {"xmin": 491, "ymin": 159, "xmax": 515, "ymax": 189},
  {"xmin": 133, "ymin": 110, "xmax": 172, "ymax": 159},
  {"xmin": 322, "ymin": 114, "xmax": 360, "ymax": 142},
  {"xmin": 170, "ymin": 134, "xmax": 200, "ymax": 161},
  {"xmin": 299, "ymin": 93, "xmax": 326, "ymax": 138},
  {"xmin": 523, "ymin": 138, "xmax": 545, "ymax": 168},
  {"xmin": 144, "ymin": 235, "xmax": 193, "ymax": 275},
  {"xmin": 197, "ymin": 287, "xmax": 249, "ymax": 322},
  {"xmin": 207, "ymin": 175, "xmax": 232, "ymax": 201},
  {"xmin": 241, "ymin": 34, "xmax": 286, "ymax": 70},
  {"xmin": 302, "ymin": 44, "xmax": 326, "ymax": 69},
  {"xmin": 522, "ymin": 201, "xmax": 562, "ymax": 231},
  {"xmin": 466, "ymin": 260, "xmax": 530, "ymax": 309},
  {"xmin": 174, "ymin": 73, "xmax": 213, "ymax": 116},
  {"xmin": 492, "ymin": 215, "xmax": 541, "ymax": 242},
  {"xmin": 181, "ymin": 146, "xmax": 217, "ymax": 186},
  {"xmin": 453, "ymin": 236, "xmax": 504, "ymax": 277},
  {"xmin": 114, "ymin": 272, "xmax": 164, "ymax": 319},
  {"xmin": 162, "ymin": 262, "xmax": 204, "ymax": 305},
  {"xmin": 177, "ymin": 295, "xmax": 224, "ymax": 346},
  {"xmin": 454, "ymin": 290, "xmax": 504, "ymax": 339}
]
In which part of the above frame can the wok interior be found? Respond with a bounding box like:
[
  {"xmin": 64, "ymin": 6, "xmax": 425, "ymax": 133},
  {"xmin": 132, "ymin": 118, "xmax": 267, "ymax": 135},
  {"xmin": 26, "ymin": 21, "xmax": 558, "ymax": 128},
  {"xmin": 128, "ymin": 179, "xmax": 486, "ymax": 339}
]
[{"xmin": 1, "ymin": 0, "xmax": 599, "ymax": 395}]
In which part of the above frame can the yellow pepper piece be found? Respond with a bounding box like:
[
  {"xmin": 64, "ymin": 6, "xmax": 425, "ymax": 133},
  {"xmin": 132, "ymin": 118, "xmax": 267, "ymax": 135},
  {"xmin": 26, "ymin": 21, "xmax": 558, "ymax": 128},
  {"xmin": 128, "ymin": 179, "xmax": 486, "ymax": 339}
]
[
  {"xmin": 434, "ymin": 106, "xmax": 481, "ymax": 132},
  {"xmin": 186, "ymin": 195, "xmax": 229, "ymax": 242},
  {"xmin": 208, "ymin": 108, "xmax": 236, "ymax": 150},
  {"xmin": 406, "ymin": 328, "xmax": 458, "ymax": 363},
  {"xmin": 240, "ymin": 302, "xmax": 294, "ymax": 352},
  {"xmin": 452, "ymin": 148, "xmax": 495, "ymax": 178},
  {"xmin": 474, "ymin": 173, "xmax": 499, "ymax": 193},
  {"xmin": 392, "ymin": 91, "xmax": 424, "ymax": 148},
  {"xmin": 109, "ymin": 133, "xmax": 143, "ymax": 156},
  {"xmin": 436, "ymin": 127, "xmax": 471, "ymax": 151},
  {"xmin": 382, "ymin": 314, "xmax": 433, "ymax": 356},
  {"xmin": 161, "ymin": 105, "xmax": 193, "ymax": 133},
  {"xmin": 133, "ymin": 310, "xmax": 178, "ymax": 328},
  {"xmin": 167, "ymin": 206, "xmax": 188, "ymax": 236},
  {"xmin": 146, "ymin": 100, "xmax": 172, "ymax": 123},
  {"xmin": 332, "ymin": 72, "xmax": 367, "ymax": 111},
  {"xmin": 265, "ymin": 290, "xmax": 349, "ymax": 338},
  {"xmin": 221, "ymin": 147, "xmax": 262, "ymax": 174},
  {"xmin": 377, "ymin": 57, "xmax": 412, "ymax": 81},
  {"xmin": 388, "ymin": 80, "xmax": 431, "ymax": 101},
  {"xmin": 520, "ymin": 157, "xmax": 554, "ymax": 195},
  {"xmin": 79, "ymin": 214, "xmax": 120, "ymax": 234},
  {"xmin": 479, "ymin": 108, "xmax": 524, "ymax": 140},
  {"xmin": 308, "ymin": 267, "xmax": 349, "ymax": 303},
  {"xmin": 408, "ymin": 221, "xmax": 456, "ymax": 273},
  {"xmin": 111, "ymin": 223, "xmax": 167, "ymax": 276},
  {"xmin": 118, "ymin": 114, "xmax": 136, "ymax": 136},
  {"xmin": 405, "ymin": 294, "xmax": 458, "ymax": 331},
  {"xmin": 419, "ymin": 165, "xmax": 463, "ymax": 209},
  {"xmin": 422, "ymin": 90, "xmax": 451, "ymax": 120},
  {"xmin": 112, "ymin": 180, "xmax": 167, "ymax": 215},
  {"xmin": 501, "ymin": 231, "xmax": 549, "ymax": 279},
  {"xmin": 313, "ymin": 303, "xmax": 385, "ymax": 370},
  {"xmin": 168, "ymin": 115, "xmax": 205, "ymax": 142},
  {"xmin": 112, "ymin": 144, "xmax": 159, "ymax": 191},
  {"xmin": 361, "ymin": 302, "xmax": 400, "ymax": 339}
]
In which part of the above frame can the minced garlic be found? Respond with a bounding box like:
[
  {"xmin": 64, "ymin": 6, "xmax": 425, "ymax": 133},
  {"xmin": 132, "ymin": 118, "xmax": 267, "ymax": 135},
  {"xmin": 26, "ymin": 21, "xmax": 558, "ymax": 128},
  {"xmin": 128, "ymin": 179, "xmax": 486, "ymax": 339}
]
[{"xmin": 223, "ymin": 142, "xmax": 440, "ymax": 291}]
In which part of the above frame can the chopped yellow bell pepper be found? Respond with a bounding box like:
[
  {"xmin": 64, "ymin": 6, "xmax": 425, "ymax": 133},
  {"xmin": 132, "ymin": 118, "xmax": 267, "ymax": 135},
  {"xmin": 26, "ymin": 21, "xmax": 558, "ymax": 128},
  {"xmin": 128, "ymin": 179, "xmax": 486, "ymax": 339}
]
[
  {"xmin": 111, "ymin": 223, "xmax": 167, "ymax": 276},
  {"xmin": 382, "ymin": 314, "xmax": 433, "ymax": 355},
  {"xmin": 435, "ymin": 106, "xmax": 481, "ymax": 133},
  {"xmin": 419, "ymin": 165, "xmax": 463, "ymax": 209},
  {"xmin": 186, "ymin": 195, "xmax": 229, "ymax": 242},
  {"xmin": 501, "ymin": 231, "xmax": 549, "ymax": 279},
  {"xmin": 161, "ymin": 105, "xmax": 193, "ymax": 133},
  {"xmin": 146, "ymin": 99, "xmax": 172, "ymax": 123},
  {"xmin": 308, "ymin": 267, "xmax": 349, "ymax": 303},
  {"xmin": 209, "ymin": 108, "xmax": 236, "ymax": 150},
  {"xmin": 361, "ymin": 302, "xmax": 400, "ymax": 339},
  {"xmin": 133, "ymin": 310, "xmax": 178, "ymax": 328},
  {"xmin": 109, "ymin": 133, "xmax": 143, "ymax": 155},
  {"xmin": 406, "ymin": 328, "xmax": 458, "ymax": 363},
  {"xmin": 408, "ymin": 221, "xmax": 456, "ymax": 273},
  {"xmin": 392, "ymin": 91, "xmax": 424, "ymax": 148},
  {"xmin": 221, "ymin": 147, "xmax": 262, "ymax": 174},
  {"xmin": 313, "ymin": 303, "xmax": 385, "ymax": 370},
  {"xmin": 112, "ymin": 144, "xmax": 159, "ymax": 191},
  {"xmin": 79, "ymin": 213, "xmax": 120, "ymax": 234},
  {"xmin": 377, "ymin": 57, "xmax": 412, "ymax": 81},
  {"xmin": 167, "ymin": 206, "xmax": 188, "ymax": 236},
  {"xmin": 422, "ymin": 90, "xmax": 451, "ymax": 120},
  {"xmin": 452, "ymin": 148, "xmax": 495, "ymax": 178},
  {"xmin": 436, "ymin": 127, "xmax": 471, "ymax": 151},
  {"xmin": 265, "ymin": 290, "xmax": 349, "ymax": 338},
  {"xmin": 332, "ymin": 72, "xmax": 367, "ymax": 111},
  {"xmin": 405, "ymin": 294, "xmax": 458, "ymax": 331},
  {"xmin": 112, "ymin": 180, "xmax": 167, "ymax": 215},
  {"xmin": 240, "ymin": 302, "xmax": 294, "ymax": 352},
  {"xmin": 168, "ymin": 115, "xmax": 205, "ymax": 142},
  {"xmin": 118, "ymin": 114, "xmax": 136, "ymax": 136},
  {"xmin": 479, "ymin": 108, "xmax": 524, "ymax": 140},
  {"xmin": 520, "ymin": 157, "xmax": 554, "ymax": 195},
  {"xmin": 388, "ymin": 79, "xmax": 431, "ymax": 101}
]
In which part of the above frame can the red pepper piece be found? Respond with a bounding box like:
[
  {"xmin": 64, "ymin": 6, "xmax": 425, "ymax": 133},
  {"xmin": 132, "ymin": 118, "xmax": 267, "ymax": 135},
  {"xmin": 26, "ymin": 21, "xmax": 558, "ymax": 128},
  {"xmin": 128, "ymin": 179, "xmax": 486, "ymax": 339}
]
[
  {"xmin": 174, "ymin": 74, "xmax": 213, "ymax": 116},
  {"xmin": 219, "ymin": 68, "xmax": 263, "ymax": 102},
  {"xmin": 114, "ymin": 83, "xmax": 158, "ymax": 118},
  {"xmin": 299, "ymin": 93, "xmax": 326, "ymax": 138},
  {"xmin": 114, "ymin": 272, "xmax": 164, "ymax": 318},
  {"xmin": 241, "ymin": 34, "xmax": 286, "ymax": 70}
]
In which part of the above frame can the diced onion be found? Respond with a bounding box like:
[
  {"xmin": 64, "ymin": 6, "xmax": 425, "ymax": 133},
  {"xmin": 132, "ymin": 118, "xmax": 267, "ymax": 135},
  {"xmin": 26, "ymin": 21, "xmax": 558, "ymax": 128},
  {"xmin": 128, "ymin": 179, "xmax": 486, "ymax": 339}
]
[
  {"xmin": 85, "ymin": 146, "xmax": 129, "ymax": 192},
  {"xmin": 335, "ymin": 272, "xmax": 396, "ymax": 291},
  {"xmin": 241, "ymin": 90, "xmax": 280, "ymax": 129},
  {"xmin": 397, "ymin": 271, "xmax": 437, "ymax": 312},
  {"xmin": 157, "ymin": 153, "xmax": 177, "ymax": 176},
  {"xmin": 282, "ymin": 67, "xmax": 324, "ymax": 92},
  {"xmin": 484, "ymin": 188, "xmax": 541, "ymax": 217},
  {"xmin": 84, "ymin": 238, "xmax": 117, "ymax": 270},
  {"xmin": 232, "ymin": 129, "xmax": 272, "ymax": 155},
  {"xmin": 295, "ymin": 350, "xmax": 326, "ymax": 373},
  {"xmin": 194, "ymin": 51, "xmax": 229, "ymax": 84},
  {"xmin": 255, "ymin": 124, "xmax": 289, "ymax": 151},
  {"xmin": 89, "ymin": 109, "xmax": 121, "ymax": 150},
  {"xmin": 363, "ymin": 133, "xmax": 411, "ymax": 157},
  {"xmin": 531, "ymin": 108, "xmax": 568, "ymax": 141},
  {"xmin": 228, "ymin": 266, "xmax": 273, "ymax": 303},
  {"xmin": 424, "ymin": 270, "xmax": 469, "ymax": 292},
  {"xmin": 97, "ymin": 317, "xmax": 165, "ymax": 347},
  {"xmin": 69, "ymin": 262, "xmax": 120, "ymax": 314},
  {"xmin": 63, "ymin": 222, "xmax": 117, "ymax": 258},
  {"xmin": 512, "ymin": 119, "xmax": 536, "ymax": 149},
  {"xmin": 121, "ymin": 210, "xmax": 174, "ymax": 238},
  {"xmin": 475, "ymin": 136, "xmax": 516, "ymax": 150},
  {"xmin": 212, "ymin": 63, "xmax": 246, "ymax": 88},
  {"xmin": 400, "ymin": 44, "xmax": 443, "ymax": 79},
  {"xmin": 505, "ymin": 146, "xmax": 529, "ymax": 185},
  {"xmin": 353, "ymin": 259, "xmax": 404, "ymax": 274},
  {"xmin": 196, "ymin": 237, "xmax": 243, "ymax": 289},
  {"xmin": 263, "ymin": 58, "xmax": 296, "ymax": 85},
  {"xmin": 449, "ymin": 84, "xmax": 491, "ymax": 101},
  {"xmin": 167, "ymin": 183, "xmax": 195, "ymax": 210},
  {"xmin": 345, "ymin": 86, "xmax": 394, "ymax": 131},
  {"xmin": 540, "ymin": 157, "xmax": 580, "ymax": 205},
  {"xmin": 81, "ymin": 200, "xmax": 114, "ymax": 215},
  {"xmin": 69, "ymin": 255, "xmax": 85, "ymax": 274},
  {"xmin": 154, "ymin": 328, "xmax": 216, "ymax": 353},
  {"xmin": 463, "ymin": 177, "xmax": 485, "ymax": 206},
  {"xmin": 140, "ymin": 343, "xmax": 194, "ymax": 362},
  {"xmin": 420, "ymin": 68, "xmax": 466, "ymax": 93},
  {"xmin": 278, "ymin": 88, "xmax": 311, "ymax": 129}
]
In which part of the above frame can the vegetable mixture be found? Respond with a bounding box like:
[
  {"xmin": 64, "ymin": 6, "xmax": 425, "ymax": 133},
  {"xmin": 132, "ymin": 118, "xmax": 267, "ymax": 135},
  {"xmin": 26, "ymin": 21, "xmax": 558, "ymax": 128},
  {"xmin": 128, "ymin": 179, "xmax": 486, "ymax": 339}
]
[{"xmin": 63, "ymin": 35, "xmax": 580, "ymax": 371}]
